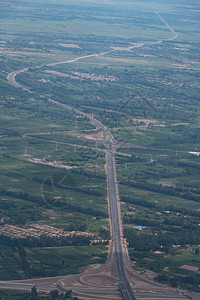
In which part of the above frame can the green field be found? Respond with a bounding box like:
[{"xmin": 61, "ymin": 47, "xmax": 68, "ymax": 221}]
[
  {"xmin": 26, "ymin": 245, "xmax": 107, "ymax": 277},
  {"xmin": 129, "ymin": 247, "xmax": 200, "ymax": 292}
]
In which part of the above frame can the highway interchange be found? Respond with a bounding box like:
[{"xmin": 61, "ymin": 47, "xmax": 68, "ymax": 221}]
[
  {"xmin": 47, "ymin": 100, "xmax": 137, "ymax": 299},
  {"xmin": 4, "ymin": 79, "xmax": 198, "ymax": 298},
  {"xmin": 3, "ymin": 12, "xmax": 199, "ymax": 300}
]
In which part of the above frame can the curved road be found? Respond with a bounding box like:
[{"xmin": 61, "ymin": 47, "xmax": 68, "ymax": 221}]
[{"xmin": 5, "ymin": 12, "xmax": 181, "ymax": 300}]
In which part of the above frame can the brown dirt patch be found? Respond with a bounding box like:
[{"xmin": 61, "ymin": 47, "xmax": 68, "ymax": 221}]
[
  {"xmin": 180, "ymin": 265, "xmax": 199, "ymax": 272},
  {"xmin": 59, "ymin": 43, "xmax": 81, "ymax": 48},
  {"xmin": 81, "ymin": 274, "xmax": 118, "ymax": 287},
  {"xmin": 143, "ymin": 258, "xmax": 155, "ymax": 262},
  {"xmin": 80, "ymin": 263, "xmax": 102, "ymax": 273},
  {"xmin": 157, "ymin": 182, "xmax": 175, "ymax": 187},
  {"xmin": 47, "ymin": 124, "xmax": 61, "ymax": 127},
  {"xmin": 125, "ymin": 211, "xmax": 135, "ymax": 216}
]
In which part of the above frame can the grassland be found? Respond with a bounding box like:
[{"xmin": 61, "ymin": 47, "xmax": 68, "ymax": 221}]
[{"xmin": 26, "ymin": 245, "xmax": 107, "ymax": 277}]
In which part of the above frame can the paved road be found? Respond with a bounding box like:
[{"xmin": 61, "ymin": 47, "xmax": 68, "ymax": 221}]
[
  {"xmin": 2, "ymin": 281, "xmax": 197, "ymax": 299},
  {"xmin": 47, "ymin": 99, "xmax": 136, "ymax": 299},
  {"xmin": 7, "ymin": 68, "xmax": 30, "ymax": 91},
  {"xmin": 0, "ymin": 282, "xmax": 53, "ymax": 292},
  {"xmin": 4, "ymin": 13, "xmax": 184, "ymax": 300},
  {"xmin": 105, "ymin": 138, "xmax": 136, "ymax": 300},
  {"xmin": 5, "ymin": 83, "xmax": 196, "ymax": 299}
]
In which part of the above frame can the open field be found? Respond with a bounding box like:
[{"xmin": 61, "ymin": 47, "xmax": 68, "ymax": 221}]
[
  {"xmin": 26, "ymin": 245, "xmax": 107, "ymax": 277},
  {"xmin": 129, "ymin": 247, "xmax": 200, "ymax": 292}
]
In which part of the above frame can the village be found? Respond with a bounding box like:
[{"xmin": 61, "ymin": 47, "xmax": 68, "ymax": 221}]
[{"xmin": 0, "ymin": 223, "xmax": 94, "ymax": 240}]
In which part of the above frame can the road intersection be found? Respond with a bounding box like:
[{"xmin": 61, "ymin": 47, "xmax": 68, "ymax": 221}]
[{"xmin": 4, "ymin": 12, "xmax": 199, "ymax": 299}]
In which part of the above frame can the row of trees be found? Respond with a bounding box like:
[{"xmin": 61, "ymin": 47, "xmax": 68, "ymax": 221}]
[
  {"xmin": 155, "ymin": 272, "xmax": 200, "ymax": 289},
  {"xmin": 11, "ymin": 286, "xmax": 79, "ymax": 300},
  {"xmin": 122, "ymin": 195, "xmax": 200, "ymax": 218},
  {"xmin": 124, "ymin": 228, "xmax": 200, "ymax": 252},
  {"xmin": 122, "ymin": 180, "xmax": 200, "ymax": 203},
  {"xmin": 0, "ymin": 233, "xmax": 91, "ymax": 249}
]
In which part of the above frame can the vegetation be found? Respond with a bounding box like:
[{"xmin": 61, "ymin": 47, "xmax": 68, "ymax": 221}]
[
  {"xmin": 0, "ymin": 289, "xmax": 79, "ymax": 300},
  {"xmin": 0, "ymin": 0, "xmax": 200, "ymax": 295}
]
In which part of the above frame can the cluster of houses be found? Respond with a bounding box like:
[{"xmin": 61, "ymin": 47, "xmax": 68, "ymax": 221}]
[{"xmin": 0, "ymin": 223, "xmax": 93, "ymax": 240}]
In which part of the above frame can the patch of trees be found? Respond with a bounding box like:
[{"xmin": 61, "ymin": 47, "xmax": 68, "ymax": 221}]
[
  {"xmin": 124, "ymin": 228, "xmax": 200, "ymax": 252},
  {"xmin": 63, "ymin": 223, "xmax": 87, "ymax": 232},
  {"xmin": 0, "ymin": 128, "xmax": 20, "ymax": 137},
  {"xmin": 54, "ymin": 203, "xmax": 108, "ymax": 218},
  {"xmin": 30, "ymin": 265, "xmax": 58, "ymax": 278},
  {"xmin": 0, "ymin": 287, "xmax": 80, "ymax": 299},
  {"xmin": 155, "ymin": 272, "xmax": 200, "ymax": 290},
  {"xmin": 16, "ymin": 241, "xmax": 30, "ymax": 278},
  {"xmin": 121, "ymin": 195, "xmax": 200, "ymax": 218},
  {"xmin": 0, "ymin": 188, "xmax": 107, "ymax": 222},
  {"xmin": 121, "ymin": 180, "xmax": 200, "ymax": 203},
  {"xmin": 0, "ymin": 233, "xmax": 91, "ymax": 249},
  {"xmin": 0, "ymin": 189, "xmax": 43, "ymax": 206},
  {"xmin": 121, "ymin": 196, "xmax": 157, "ymax": 209},
  {"xmin": 98, "ymin": 228, "xmax": 110, "ymax": 240}
]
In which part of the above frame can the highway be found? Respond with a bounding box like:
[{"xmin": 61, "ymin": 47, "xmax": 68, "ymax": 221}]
[
  {"xmin": 46, "ymin": 99, "xmax": 136, "ymax": 299},
  {"xmin": 1, "ymin": 281, "xmax": 198, "ymax": 299},
  {"xmin": 39, "ymin": 101, "xmax": 197, "ymax": 300},
  {"xmin": 4, "ymin": 12, "xmax": 182, "ymax": 299},
  {"xmin": 105, "ymin": 136, "xmax": 136, "ymax": 300},
  {"xmin": 7, "ymin": 68, "xmax": 30, "ymax": 92}
]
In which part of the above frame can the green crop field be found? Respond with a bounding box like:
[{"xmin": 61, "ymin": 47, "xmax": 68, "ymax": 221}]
[{"xmin": 26, "ymin": 245, "xmax": 107, "ymax": 277}]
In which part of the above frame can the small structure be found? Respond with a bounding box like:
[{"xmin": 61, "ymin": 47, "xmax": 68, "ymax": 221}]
[
  {"xmin": 32, "ymin": 158, "xmax": 42, "ymax": 162},
  {"xmin": 132, "ymin": 225, "xmax": 146, "ymax": 231}
]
